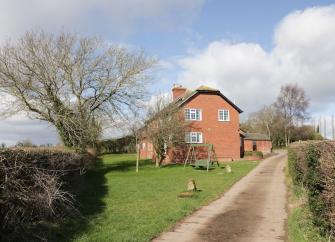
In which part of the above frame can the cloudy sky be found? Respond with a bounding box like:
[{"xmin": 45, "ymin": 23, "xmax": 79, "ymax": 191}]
[{"xmin": 0, "ymin": 0, "xmax": 335, "ymax": 145}]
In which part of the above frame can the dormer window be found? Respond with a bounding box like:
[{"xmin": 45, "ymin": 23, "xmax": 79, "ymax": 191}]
[
  {"xmin": 218, "ymin": 109, "xmax": 230, "ymax": 121},
  {"xmin": 185, "ymin": 108, "xmax": 202, "ymax": 121}
]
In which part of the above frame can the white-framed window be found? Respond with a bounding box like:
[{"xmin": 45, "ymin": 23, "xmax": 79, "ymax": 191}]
[
  {"xmin": 185, "ymin": 108, "xmax": 202, "ymax": 121},
  {"xmin": 218, "ymin": 109, "xmax": 230, "ymax": 121},
  {"xmin": 185, "ymin": 132, "xmax": 203, "ymax": 143}
]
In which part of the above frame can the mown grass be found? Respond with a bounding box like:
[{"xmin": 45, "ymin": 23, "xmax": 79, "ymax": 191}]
[
  {"xmin": 286, "ymin": 165, "xmax": 328, "ymax": 242},
  {"xmin": 54, "ymin": 154, "xmax": 258, "ymax": 242}
]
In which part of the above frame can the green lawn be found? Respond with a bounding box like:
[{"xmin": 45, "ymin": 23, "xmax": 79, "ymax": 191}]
[{"xmin": 55, "ymin": 154, "xmax": 258, "ymax": 242}]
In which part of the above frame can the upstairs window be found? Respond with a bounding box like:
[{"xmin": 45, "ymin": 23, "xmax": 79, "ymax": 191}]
[
  {"xmin": 185, "ymin": 108, "xmax": 202, "ymax": 121},
  {"xmin": 185, "ymin": 132, "xmax": 203, "ymax": 143},
  {"xmin": 218, "ymin": 109, "xmax": 230, "ymax": 121}
]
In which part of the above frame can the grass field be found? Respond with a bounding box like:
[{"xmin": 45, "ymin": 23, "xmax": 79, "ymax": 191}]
[{"xmin": 54, "ymin": 154, "xmax": 258, "ymax": 242}]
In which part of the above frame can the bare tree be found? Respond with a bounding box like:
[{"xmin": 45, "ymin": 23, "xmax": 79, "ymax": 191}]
[
  {"xmin": 124, "ymin": 113, "xmax": 145, "ymax": 172},
  {"xmin": 145, "ymin": 96, "xmax": 186, "ymax": 167},
  {"xmin": 242, "ymin": 85, "xmax": 312, "ymax": 147},
  {"xmin": 113, "ymin": 111, "xmax": 144, "ymax": 172},
  {"xmin": 274, "ymin": 84, "xmax": 309, "ymax": 146},
  {"xmin": 241, "ymin": 105, "xmax": 286, "ymax": 147},
  {"xmin": 244, "ymin": 105, "xmax": 277, "ymax": 139},
  {"xmin": 0, "ymin": 30, "xmax": 156, "ymax": 150}
]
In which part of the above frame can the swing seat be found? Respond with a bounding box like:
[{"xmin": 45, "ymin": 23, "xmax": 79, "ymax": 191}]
[{"xmin": 184, "ymin": 143, "xmax": 219, "ymax": 171}]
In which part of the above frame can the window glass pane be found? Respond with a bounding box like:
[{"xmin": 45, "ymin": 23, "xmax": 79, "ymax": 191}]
[
  {"xmin": 219, "ymin": 109, "xmax": 229, "ymax": 121},
  {"xmin": 185, "ymin": 109, "xmax": 190, "ymax": 120},
  {"xmin": 191, "ymin": 133, "xmax": 196, "ymax": 142},
  {"xmin": 224, "ymin": 110, "xmax": 229, "ymax": 120},
  {"xmin": 185, "ymin": 133, "xmax": 190, "ymax": 143},
  {"xmin": 186, "ymin": 132, "xmax": 203, "ymax": 143},
  {"xmin": 191, "ymin": 110, "xmax": 196, "ymax": 119},
  {"xmin": 185, "ymin": 109, "xmax": 201, "ymax": 120}
]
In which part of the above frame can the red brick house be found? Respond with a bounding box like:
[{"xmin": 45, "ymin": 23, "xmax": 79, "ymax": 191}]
[
  {"xmin": 242, "ymin": 133, "xmax": 272, "ymax": 154},
  {"xmin": 140, "ymin": 85, "xmax": 244, "ymax": 162}
]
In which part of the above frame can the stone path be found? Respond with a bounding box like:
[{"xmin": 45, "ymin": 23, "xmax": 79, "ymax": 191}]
[{"xmin": 153, "ymin": 151, "xmax": 287, "ymax": 242}]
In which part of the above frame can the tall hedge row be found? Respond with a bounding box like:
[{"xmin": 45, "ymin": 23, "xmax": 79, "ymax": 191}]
[
  {"xmin": 288, "ymin": 141, "xmax": 335, "ymax": 238},
  {"xmin": 0, "ymin": 148, "xmax": 88, "ymax": 241},
  {"xmin": 98, "ymin": 135, "xmax": 136, "ymax": 154}
]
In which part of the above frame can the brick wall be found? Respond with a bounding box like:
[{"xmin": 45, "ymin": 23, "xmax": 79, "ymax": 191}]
[
  {"xmin": 139, "ymin": 137, "xmax": 154, "ymax": 160},
  {"xmin": 182, "ymin": 93, "xmax": 241, "ymax": 160},
  {"xmin": 244, "ymin": 140, "xmax": 272, "ymax": 154},
  {"xmin": 140, "ymin": 91, "xmax": 242, "ymax": 162}
]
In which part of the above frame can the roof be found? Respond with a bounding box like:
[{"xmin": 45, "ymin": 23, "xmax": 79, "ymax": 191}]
[
  {"xmin": 244, "ymin": 133, "xmax": 271, "ymax": 141},
  {"xmin": 174, "ymin": 85, "xmax": 243, "ymax": 113},
  {"xmin": 196, "ymin": 85, "xmax": 219, "ymax": 91}
]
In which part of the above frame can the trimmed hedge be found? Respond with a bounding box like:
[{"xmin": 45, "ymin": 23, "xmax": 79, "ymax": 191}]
[
  {"xmin": 0, "ymin": 148, "xmax": 87, "ymax": 241},
  {"xmin": 288, "ymin": 141, "xmax": 335, "ymax": 239}
]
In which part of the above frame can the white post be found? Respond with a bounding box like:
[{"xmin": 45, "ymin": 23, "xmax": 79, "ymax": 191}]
[{"xmin": 136, "ymin": 143, "xmax": 140, "ymax": 173}]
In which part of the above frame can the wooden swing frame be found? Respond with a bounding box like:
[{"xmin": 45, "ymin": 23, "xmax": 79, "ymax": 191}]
[{"xmin": 183, "ymin": 143, "xmax": 219, "ymax": 171}]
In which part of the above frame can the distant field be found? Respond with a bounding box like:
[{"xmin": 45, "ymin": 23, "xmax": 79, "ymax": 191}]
[{"xmin": 54, "ymin": 154, "xmax": 258, "ymax": 242}]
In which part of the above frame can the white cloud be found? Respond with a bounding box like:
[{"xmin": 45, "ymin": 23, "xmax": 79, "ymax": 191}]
[
  {"xmin": 0, "ymin": 0, "xmax": 205, "ymax": 144},
  {"xmin": 177, "ymin": 5, "xmax": 335, "ymax": 117},
  {"xmin": 0, "ymin": 0, "xmax": 205, "ymax": 40},
  {"xmin": 0, "ymin": 115, "xmax": 58, "ymax": 146}
]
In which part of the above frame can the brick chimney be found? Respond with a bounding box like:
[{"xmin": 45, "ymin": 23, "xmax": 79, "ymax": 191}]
[{"xmin": 172, "ymin": 84, "xmax": 186, "ymax": 101}]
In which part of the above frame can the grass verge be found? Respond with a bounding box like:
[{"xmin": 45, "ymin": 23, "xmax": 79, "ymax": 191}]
[
  {"xmin": 286, "ymin": 163, "xmax": 328, "ymax": 242},
  {"xmin": 53, "ymin": 154, "xmax": 258, "ymax": 242}
]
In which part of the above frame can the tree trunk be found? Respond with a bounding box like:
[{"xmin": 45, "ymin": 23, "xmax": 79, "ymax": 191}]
[
  {"xmin": 159, "ymin": 157, "xmax": 165, "ymax": 166},
  {"xmin": 155, "ymin": 157, "xmax": 160, "ymax": 167},
  {"xmin": 155, "ymin": 154, "xmax": 165, "ymax": 167},
  {"xmin": 266, "ymin": 122, "xmax": 271, "ymax": 139}
]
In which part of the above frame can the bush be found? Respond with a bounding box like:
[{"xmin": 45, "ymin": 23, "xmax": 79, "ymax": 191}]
[
  {"xmin": 98, "ymin": 135, "xmax": 136, "ymax": 154},
  {"xmin": 0, "ymin": 148, "xmax": 86, "ymax": 241},
  {"xmin": 288, "ymin": 142, "xmax": 309, "ymax": 185},
  {"xmin": 288, "ymin": 141, "xmax": 335, "ymax": 239},
  {"xmin": 244, "ymin": 151, "xmax": 263, "ymax": 158}
]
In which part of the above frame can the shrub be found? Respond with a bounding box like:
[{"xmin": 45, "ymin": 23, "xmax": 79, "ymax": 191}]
[
  {"xmin": 0, "ymin": 148, "xmax": 85, "ymax": 241},
  {"xmin": 98, "ymin": 135, "xmax": 136, "ymax": 154},
  {"xmin": 244, "ymin": 151, "xmax": 263, "ymax": 158},
  {"xmin": 288, "ymin": 142, "xmax": 309, "ymax": 185},
  {"xmin": 288, "ymin": 141, "xmax": 335, "ymax": 239}
]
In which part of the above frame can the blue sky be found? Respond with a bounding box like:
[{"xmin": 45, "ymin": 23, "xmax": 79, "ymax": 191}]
[
  {"xmin": 122, "ymin": 0, "xmax": 334, "ymax": 53},
  {"xmin": 0, "ymin": 0, "xmax": 335, "ymax": 144}
]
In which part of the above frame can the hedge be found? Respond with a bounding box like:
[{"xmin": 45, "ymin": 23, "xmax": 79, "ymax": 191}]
[
  {"xmin": 288, "ymin": 141, "xmax": 335, "ymax": 239},
  {"xmin": 0, "ymin": 148, "xmax": 88, "ymax": 241},
  {"xmin": 98, "ymin": 135, "xmax": 136, "ymax": 154}
]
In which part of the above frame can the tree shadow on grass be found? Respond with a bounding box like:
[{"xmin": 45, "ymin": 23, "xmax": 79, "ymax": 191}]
[
  {"xmin": 46, "ymin": 157, "xmax": 152, "ymax": 241},
  {"xmin": 97, "ymin": 158, "xmax": 153, "ymax": 172}
]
